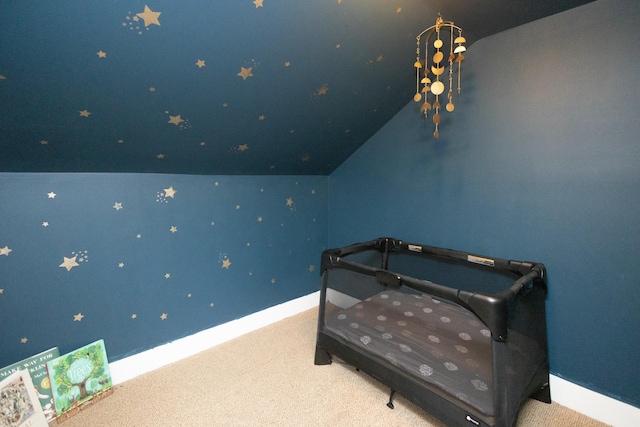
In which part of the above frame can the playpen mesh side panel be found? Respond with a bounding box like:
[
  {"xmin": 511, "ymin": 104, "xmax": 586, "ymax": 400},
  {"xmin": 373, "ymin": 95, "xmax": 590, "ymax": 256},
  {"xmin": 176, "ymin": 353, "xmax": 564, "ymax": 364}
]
[
  {"xmin": 504, "ymin": 286, "xmax": 549, "ymax": 416},
  {"xmin": 323, "ymin": 268, "xmax": 386, "ymax": 302},
  {"xmin": 323, "ymin": 289, "xmax": 495, "ymax": 416},
  {"xmin": 386, "ymin": 252, "xmax": 517, "ymax": 295}
]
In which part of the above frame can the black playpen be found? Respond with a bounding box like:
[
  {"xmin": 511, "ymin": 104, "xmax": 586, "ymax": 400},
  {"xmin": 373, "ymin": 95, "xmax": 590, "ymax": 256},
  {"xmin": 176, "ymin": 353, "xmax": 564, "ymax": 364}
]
[{"xmin": 314, "ymin": 237, "xmax": 550, "ymax": 427}]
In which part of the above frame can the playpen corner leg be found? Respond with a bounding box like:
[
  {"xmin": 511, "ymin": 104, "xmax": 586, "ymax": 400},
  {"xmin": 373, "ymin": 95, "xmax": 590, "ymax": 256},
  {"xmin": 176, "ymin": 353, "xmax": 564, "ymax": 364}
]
[
  {"xmin": 314, "ymin": 346, "xmax": 332, "ymax": 365},
  {"xmin": 386, "ymin": 389, "xmax": 396, "ymax": 409},
  {"xmin": 531, "ymin": 382, "xmax": 551, "ymax": 404}
]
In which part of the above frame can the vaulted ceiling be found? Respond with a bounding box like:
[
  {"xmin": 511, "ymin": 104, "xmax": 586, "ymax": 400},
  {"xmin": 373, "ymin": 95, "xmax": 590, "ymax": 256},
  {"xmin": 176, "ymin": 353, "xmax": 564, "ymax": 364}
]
[{"xmin": 0, "ymin": 0, "xmax": 594, "ymax": 175}]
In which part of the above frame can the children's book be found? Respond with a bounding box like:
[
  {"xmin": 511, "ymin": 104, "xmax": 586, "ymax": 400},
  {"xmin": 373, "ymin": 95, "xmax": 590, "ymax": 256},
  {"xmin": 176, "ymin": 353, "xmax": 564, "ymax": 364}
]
[
  {"xmin": 0, "ymin": 369, "xmax": 49, "ymax": 427},
  {"xmin": 0, "ymin": 347, "xmax": 60, "ymax": 423},
  {"xmin": 45, "ymin": 340, "xmax": 113, "ymax": 420}
]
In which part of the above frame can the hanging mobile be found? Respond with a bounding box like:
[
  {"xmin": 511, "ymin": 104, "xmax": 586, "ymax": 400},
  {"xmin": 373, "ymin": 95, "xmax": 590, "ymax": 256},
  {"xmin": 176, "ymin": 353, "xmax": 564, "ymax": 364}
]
[{"xmin": 413, "ymin": 15, "xmax": 466, "ymax": 138}]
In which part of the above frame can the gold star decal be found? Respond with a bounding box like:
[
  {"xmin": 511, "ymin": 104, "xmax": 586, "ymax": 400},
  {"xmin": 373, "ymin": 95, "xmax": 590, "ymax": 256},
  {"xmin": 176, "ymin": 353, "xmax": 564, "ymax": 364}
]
[
  {"xmin": 74, "ymin": 313, "xmax": 84, "ymax": 321},
  {"xmin": 168, "ymin": 115, "xmax": 184, "ymax": 125},
  {"xmin": 156, "ymin": 153, "xmax": 165, "ymax": 159},
  {"xmin": 284, "ymin": 61, "xmax": 291, "ymax": 67},
  {"xmin": 119, "ymin": 262, "xmax": 124, "ymax": 268},
  {"xmin": 59, "ymin": 256, "xmax": 79, "ymax": 271},
  {"xmin": 136, "ymin": 5, "xmax": 161, "ymax": 27},
  {"xmin": 170, "ymin": 226, "xmax": 177, "ymax": 233},
  {"xmin": 39, "ymin": 140, "xmax": 48, "ymax": 145},
  {"xmin": 253, "ymin": 0, "xmax": 264, "ymax": 7},
  {"xmin": 131, "ymin": 314, "xmax": 137, "ymax": 319},
  {"xmin": 222, "ymin": 258, "xmax": 232, "ymax": 269},
  {"xmin": 97, "ymin": 50, "xmax": 107, "ymax": 58},
  {"xmin": 316, "ymin": 84, "xmax": 329, "ymax": 95},
  {"xmin": 149, "ymin": 87, "xmax": 156, "ymax": 92},
  {"xmin": 160, "ymin": 313, "xmax": 168, "ymax": 320},
  {"xmin": 79, "ymin": 110, "xmax": 91, "ymax": 117},
  {"xmin": 0, "ymin": 246, "xmax": 12, "ymax": 256},
  {"xmin": 21, "ymin": 337, "xmax": 28, "ymax": 344},
  {"xmin": 237, "ymin": 67, "xmax": 253, "ymax": 80},
  {"xmin": 42, "ymin": 222, "xmax": 49, "ymax": 227},
  {"xmin": 196, "ymin": 59, "xmax": 206, "ymax": 68},
  {"xmin": 48, "ymin": 192, "xmax": 56, "ymax": 198},
  {"xmin": 164, "ymin": 186, "xmax": 176, "ymax": 198},
  {"xmin": 165, "ymin": 273, "xmax": 171, "ymax": 279},
  {"xmin": 258, "ymin": 115, "xmax": 266, "ymax": 121},
  {"xmin": 238, "ymin": 144, "xmax": 249, "ymax": 152},
  {"xmin": 113, "ymin": 202, "xmax": 123, "ymax": 210},
  {"xmin": 0, "ymin": 289, "xmax": 3, "ymax": 294},
  {"xmin": 309, "ymin": 265, "xmax": 315, "ymax": 272},
  {"xmin": 286, "ymin": 197, "xmax": 294, "ymax": 207}
]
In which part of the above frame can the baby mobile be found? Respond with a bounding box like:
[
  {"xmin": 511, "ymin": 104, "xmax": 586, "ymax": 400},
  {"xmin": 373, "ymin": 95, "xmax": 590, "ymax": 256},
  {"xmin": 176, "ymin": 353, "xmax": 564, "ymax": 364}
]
[{"xmin": 414, "ymin": 15, "xmax": 466, "ymax": 138}]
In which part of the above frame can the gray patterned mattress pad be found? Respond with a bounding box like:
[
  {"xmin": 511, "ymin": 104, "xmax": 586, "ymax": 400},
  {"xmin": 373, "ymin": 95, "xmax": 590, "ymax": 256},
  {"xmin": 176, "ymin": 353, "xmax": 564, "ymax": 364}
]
[{"xmin": 323, "ymin": 289, "xmax": 494, "ymax": 415}]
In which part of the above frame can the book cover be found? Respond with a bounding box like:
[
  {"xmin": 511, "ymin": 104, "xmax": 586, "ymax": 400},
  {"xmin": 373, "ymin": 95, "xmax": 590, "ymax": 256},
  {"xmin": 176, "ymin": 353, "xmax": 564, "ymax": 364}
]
[
  {"xmin": 0, "ymin": 369, "xmax": 49, "ymax": 427},
  {"xmin": 0, "ymin": 347, "xmax": 60, "ymax": 423},
  {"xmin": 45, "ymin": 340, "xmax": 113, "ymax": 420}
]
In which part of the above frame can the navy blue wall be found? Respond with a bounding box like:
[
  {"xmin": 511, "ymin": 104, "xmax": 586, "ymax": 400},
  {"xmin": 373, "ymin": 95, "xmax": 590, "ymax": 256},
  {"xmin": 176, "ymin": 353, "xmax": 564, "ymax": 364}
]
[
  {"xmin": 328, "ymin": 0, "xmax": 640, "ymax": 408},
  {"xmin": 0, "ymin": 0, "xmax": 427, "ymax": 175},
  {"xmin": 0, "ymin": 173, "xmax": 327, "ymax": 366}
]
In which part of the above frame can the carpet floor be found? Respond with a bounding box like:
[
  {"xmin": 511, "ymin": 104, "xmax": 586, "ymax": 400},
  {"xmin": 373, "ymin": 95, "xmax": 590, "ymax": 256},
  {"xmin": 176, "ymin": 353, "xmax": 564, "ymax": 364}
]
[{"xmin": 60, "ymin": 308, "xmax": 607, "ymax": 426}]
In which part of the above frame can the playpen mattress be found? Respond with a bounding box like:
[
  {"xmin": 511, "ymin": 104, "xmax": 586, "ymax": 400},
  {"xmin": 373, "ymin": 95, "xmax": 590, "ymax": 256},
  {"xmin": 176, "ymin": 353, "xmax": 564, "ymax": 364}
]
[{"xmin": 324, "ymin": 289, "xmax": 495, "ymax": 415}]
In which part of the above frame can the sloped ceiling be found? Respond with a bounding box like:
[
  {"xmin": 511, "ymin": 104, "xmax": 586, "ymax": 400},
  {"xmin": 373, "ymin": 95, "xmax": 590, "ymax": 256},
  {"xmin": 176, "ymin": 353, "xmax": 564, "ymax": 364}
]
[{"xmin": 0, "ymin": 0, "xmax": 594, "ymax": 175}]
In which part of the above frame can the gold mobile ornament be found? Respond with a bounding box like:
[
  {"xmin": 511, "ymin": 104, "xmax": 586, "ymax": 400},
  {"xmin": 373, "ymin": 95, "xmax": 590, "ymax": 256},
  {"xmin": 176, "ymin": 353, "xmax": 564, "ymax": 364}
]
[{"xmin": 414, "ymin": 15, "xmax": 466, "ymax": 138}]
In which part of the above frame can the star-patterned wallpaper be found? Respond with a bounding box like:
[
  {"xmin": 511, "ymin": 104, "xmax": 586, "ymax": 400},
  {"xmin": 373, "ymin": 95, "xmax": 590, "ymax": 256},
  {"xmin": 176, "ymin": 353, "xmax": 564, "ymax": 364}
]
[
  {"xmin": 0, "ymin": 173, "xmax": 327, "ymax": 366},
  {"xmin": 0, "ymin": 0, "xmax": 428, "ymax": 175},
  {"xmin": 0, "ymin": 0, "xmax": 596, "ymax": 374},
  {"xmin": 0, "ymin": 0, "xmax": 594, "ymax": 175},
  {"xmin": 3, "ymin": 1, "xmax": 635, "ymax": 413}
]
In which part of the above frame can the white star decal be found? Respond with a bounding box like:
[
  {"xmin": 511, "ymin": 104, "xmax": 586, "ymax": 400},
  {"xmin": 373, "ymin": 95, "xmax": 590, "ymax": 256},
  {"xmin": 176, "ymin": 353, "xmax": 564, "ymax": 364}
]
[
  {"xmin": 59, "ymin": 256, "xmax": 79, "ymax": 271},
  {"xmin": 164, "ymin": 186, "xmax": 176, "ymax": 198}
]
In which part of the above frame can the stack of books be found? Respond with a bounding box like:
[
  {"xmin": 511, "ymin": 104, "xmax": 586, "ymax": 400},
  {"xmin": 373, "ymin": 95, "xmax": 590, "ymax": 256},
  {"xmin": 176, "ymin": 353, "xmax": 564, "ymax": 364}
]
[{"xmin": 1, "ymin": 339, "xmax": 113, "ymax": 425}]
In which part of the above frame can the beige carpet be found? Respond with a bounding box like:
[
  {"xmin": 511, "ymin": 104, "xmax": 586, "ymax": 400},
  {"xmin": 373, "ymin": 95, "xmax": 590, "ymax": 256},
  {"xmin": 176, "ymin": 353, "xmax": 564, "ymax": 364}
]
[{"xmin": 60, "ymin": 308, "xmax": 607, "ymax": 426}]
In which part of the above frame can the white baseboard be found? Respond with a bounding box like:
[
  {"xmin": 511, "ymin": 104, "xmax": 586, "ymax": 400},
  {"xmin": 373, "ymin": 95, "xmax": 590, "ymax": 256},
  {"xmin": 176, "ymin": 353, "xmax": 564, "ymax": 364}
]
[
  {"xmin": 109, "ymin": 290, "xmax": 638, "ymax": 426},
  {"xmin": 549, "ymin": 375, "xmax": 639, "ymax": 427},
  {"xmin": 109, "ymin": 291, "xmax": 320, "ymax": 385}
]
